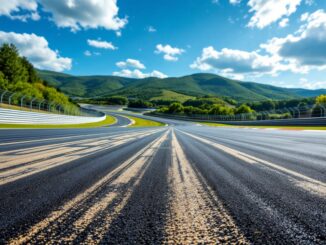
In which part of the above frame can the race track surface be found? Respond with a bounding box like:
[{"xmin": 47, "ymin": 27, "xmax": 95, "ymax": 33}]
[{"xmin": 0, "ymin": 115, "xmax": 325, "ymax": 244}]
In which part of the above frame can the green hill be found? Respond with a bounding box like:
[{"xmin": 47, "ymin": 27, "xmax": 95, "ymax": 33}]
[{"xmin": 38, "ymin": 70, "xmax": 326, "ymax": 102}]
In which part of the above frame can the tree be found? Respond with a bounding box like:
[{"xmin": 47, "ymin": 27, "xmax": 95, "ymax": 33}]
[
  {"xmin": 168, "ymin": 102, "xmax": 184, "ymax": 114},
  {"xmin": 21, "ymin": 57, "xmax": 39, "ymax": 83},
  {"xmin": 128, "ymin": 99, "xmax": 153, "ymax": 108},
  {"xmin": 0, "ymin": 71, "xmax": 9, "ymax": 90},
  {"xmin": 235, "ymin": 104, "xmax": 254, "ymax": 114},
  {"xmin": 106, "ymin": 96, "xmax": 128, "ymax": 105},
  {"xmin": 316, "ymin": 95, "xmax": 326, "ymax": 105},
  {"xmin": 209, "ymin": 104, "xmax": 234, "ymax": 115},
  {"xmin": 0, "ymin": 43, "xmax": 28, "ymax": 85},
  {"xmin": 0, "ymin": 43, "xmax": 76, "ymax": 111}
]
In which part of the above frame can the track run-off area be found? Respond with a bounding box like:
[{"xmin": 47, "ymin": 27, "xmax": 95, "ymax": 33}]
[{"xmin": 0, "ymin": 114, "xmax": 325, "ymax": 244}]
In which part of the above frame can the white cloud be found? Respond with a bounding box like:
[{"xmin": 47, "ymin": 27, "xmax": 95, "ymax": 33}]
[
  {"xmin": 39, "ymin": 0, "xmax": 127, "ymax": 32},
  {"xmin": 0, "ymin": 31, "xmax": 72, "ymax": 71},
  {"xmin": 279, "ymin": 18, "xmax": 289, "ymax": 28},
  {"xmin": 247, "ymin": 0, "xmax": 301, "ymax": 29},
  {"xmin": 87, "ymin": 39, "xmax": 117, "ymax": 50},
  {"xmin": 84, "ymin": 50, "xmax": 92, "ymax": 56},
  {"xmin": 150, "ymin": 70, "xmax": 168, "ymax": 79},
  {"xmin": 113, "ymin": 69, "xmax": 167, "ymax": 79},
  {"xmin": 0, "ymin": 0, "xmax": 127, "ymax": 32},
  {"xmin": 147, "ymin": 26, "xmax": 157, "ymax": 32},
  {"xmin": 155, "ymin": 44, "xmax": 185, "ymax": 61},
  {"xmin": 84, "ymin": 50, "xmax": 101, "ymax": 57},
  {"xmin": 229, "ymin": 0, "xmax": 241, "ymax": 5},
  {"xmin": 261, "ymin": 9, "xmax": 326, "ymax": 73},
  {"xmin": 190, "ymin": 46, "xmax": 278, "ymax": 77},
  {"xmin": 116, "ymin": 59, "xmax": 146, "ymax": 70},
  {"xmin": 0, "ymin": 0, "xmax": 39, "ymax": 21},
  {"xmin": 299, "ymin": 78, "xmax": 326, "ymax": 89}
]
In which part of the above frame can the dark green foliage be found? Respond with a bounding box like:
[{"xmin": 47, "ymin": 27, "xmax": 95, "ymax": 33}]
[
  {"xmin": 168, "ymin": 102, "xmax": 184, "ymax": 114},
  {"xmin": 151, "ymin": 99, "xmax": 180, "ymax": 106},
  {"xmin": 0, "ymin": 44, "xmax": 28, "ymax": 85},
  {"xmin": 128, "ymin": 99, "xmax": 153, "ymax": 108},
  {"xmin": 183, "ymin": 97, "xmax": 225, "ymax": 107},
  {"xmin": 0, "ymin": 43, "xmax": 74, "ymax": 109},
  {"xmin": 106, "ymin": 96, "xmax": 128, "ymax": 105},
  {"xmin": 247, "ymin": 97, "xmax": 316, "ymax": 111},
  {"xmin": 235, "ymin": 104, "xmax": 254, "ymax": 114},
  {"xmin": 157, "ymin": 99, "xmax": 252, "ymax": 116}
]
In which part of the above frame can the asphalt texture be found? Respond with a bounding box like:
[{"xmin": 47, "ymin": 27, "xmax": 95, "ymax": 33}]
[{"xmin": 0, "ymin": 113, "xmax": 325, "ymax": 244}]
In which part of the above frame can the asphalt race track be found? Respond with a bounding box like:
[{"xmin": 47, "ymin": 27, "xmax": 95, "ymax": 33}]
[{"xmin": 0, "ymin": 114, "xmax": 325, "ymax": 244}]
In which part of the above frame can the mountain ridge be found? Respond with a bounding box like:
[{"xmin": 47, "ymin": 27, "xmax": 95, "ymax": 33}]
[{"xmin": 38, "ymin": 70, "xmax": 326, "ymax": 102}]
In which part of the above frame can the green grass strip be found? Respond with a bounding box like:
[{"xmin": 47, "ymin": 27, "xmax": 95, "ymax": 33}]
[
  {"xmin": 0, "ymin": 115, "xmax": 116, "ymax": 129},
  {"xmin": 125, "ymin": 115, "xmax": 165, "ymax": 127}
]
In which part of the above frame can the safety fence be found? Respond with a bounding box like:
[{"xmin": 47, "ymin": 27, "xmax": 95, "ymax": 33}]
[
  {"xmin": 151, "ymin": 104, "xmax": 326, "ymax": 122},
  {"xmin": 0, "ymin": 89, "xmax": 103, "ymax": 117}
]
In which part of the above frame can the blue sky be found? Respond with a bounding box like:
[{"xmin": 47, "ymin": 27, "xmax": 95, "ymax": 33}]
[{"xmin": 0, "ymin": 0, "xmax": 326, "ymax": 89}]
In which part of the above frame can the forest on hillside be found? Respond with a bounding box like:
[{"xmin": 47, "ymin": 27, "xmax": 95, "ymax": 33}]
[{"xmin": 0, "ymin": 44, "xmax": 76, "ymax": 112}]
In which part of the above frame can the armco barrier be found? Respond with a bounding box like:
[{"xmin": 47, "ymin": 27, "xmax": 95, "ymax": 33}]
[
  {"xmin": 150, "ymin": 113, "xmax": 326, "ymax": 126},
  {"xmin": 0, "ymin": 108, "xmax": 106, "ymax": 125}
]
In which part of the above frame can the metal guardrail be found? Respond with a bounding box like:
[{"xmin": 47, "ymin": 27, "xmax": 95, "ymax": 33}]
[
  {"xmin": 0, "ymin": 89, "xmax": 103, "ymax": 117},
  {"xmin": 150, "ymin": 104, "xmax": 326, "ymax": 126},
  {"xmin": 152, "ymin": 104, "xmax": 326, "ymax": 122},
  {"xmin": 149, "ymin": 113, "xmax": 326, "ymax": 126}
]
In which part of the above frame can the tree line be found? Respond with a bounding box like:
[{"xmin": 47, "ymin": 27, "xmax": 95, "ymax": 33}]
[{"xmin": 0, "ymin": 43, "xmax": 75, "ymax": 111}]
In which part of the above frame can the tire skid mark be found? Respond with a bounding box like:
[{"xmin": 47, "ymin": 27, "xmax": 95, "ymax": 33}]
[
  {"xmin": 8, "ymin": 130, "xmax": 169, "ymax": 244},
  {"xmin": 0, "ymin": 130, "xmax": 163, "ymax": 185},
  {"xmin": 188, "ymin": 131, "xmax": 326, "ymax": 174},
  {"xmin": 0, "ymin": 132, "xmax": 148, "ymax": 181},
  {"xmin": 0, "ymin": 132, "xmax": 112, "ymax": 147},
  {"xmin": 176, "ymin": 130, "xmax": 323, "ymax": 243},
  {"xmin": 0, "ymin": 129, "xmax": 159, "ymax": 162},
  {"xmin": 178, "ymin": 129, "xmax": 326, "ymax": 197},
  {"xmin": 164, "ymin": 130, "xmax": 248, "ymax": 244},
  {"xmin": 0, "ymin": 128, "xmax": 147, "ymax": 147}
]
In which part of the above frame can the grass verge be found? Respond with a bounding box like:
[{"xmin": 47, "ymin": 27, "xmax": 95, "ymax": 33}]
[
  {"xmin": 199, "ymin": 122, "xmax": 326, "ymax": 130},
  {"xmin": 125, "ymin": 115, "xmax": 165, "ymax": 127},
  {"xmin": 0, "ymin": 115, "xmax": 116, "ymax": 129}
]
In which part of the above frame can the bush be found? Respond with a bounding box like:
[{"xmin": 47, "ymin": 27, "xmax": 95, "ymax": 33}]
[
  {"xmin": 168, "ymin": 102, "xmax": 184, "ymax": 114},
  {"xmin": 128, "ymin": 99, "xmax": 153, "ymax": 108},
  {"xmin": 106, "ymin": 96, "xmax": 128, "ymax": 105}
]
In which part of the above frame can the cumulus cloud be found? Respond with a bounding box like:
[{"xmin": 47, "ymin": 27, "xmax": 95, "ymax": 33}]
[
  {"xmin": 279, "ymin": 18, "xmax": 289, "ymax": 28},
  {"xmin": 0, "ymin": 0, "xmax": 127, "ymax": 32},
  {"xmin": 155, "ymin": 44, "xmax": 185, "ymax": 61},
  {"xmin": 192, "ymin": 9, "xmax": 326, "ymax": 81},
  {"xmin": 229, "ymin": 0, "xmax": 241, "ymax": 5},
  {"xmin": 0, "ymin": 0, "xmax": 39, "ymax": 21},
  {"xmin": 147, "ymin": 26, "xmax": 157, "ymax": 32},
  {"xmin": 247, "ymin": 0, "xmax": 301, "ymax": 29},
  {"xmin": 87, "ymin": 39, "xmax": 117, "ymax": 50},
  {"xmin": 0, "ymin": 31, "xmax": 72, "ymax": 71},
  {"xmin": 39, "ymin": 0, "xmax": 127, "ymax": 32},
  {"xmin": 116, "ymin": 59, "xmax": 146, "ymax": 70},
  {"xmin": 84, "ymin": 50, "xmax": 101, "ymax": 57},
  {"xmin": 113, "ymin": 69, "xmax": 167, "ymax": 79},
  {"xmin": 261, "ymin": 9, "xmax": 326, "ymax": 73},
  {"xmin": 299, "ymin": 78, "xmax": 326, "ymax": 89},
  {"xmin": 84, "ymin": 50, "xmax": 92, "ymax": 56},
  {"xmin": 190, "ymin": 46, "xmax": 278, "ymax": 77}
]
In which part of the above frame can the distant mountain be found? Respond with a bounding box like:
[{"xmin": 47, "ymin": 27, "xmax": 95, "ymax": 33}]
[{"xmin": 38, "ymin": 70, "xmax": 326, "ymax": 102}]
